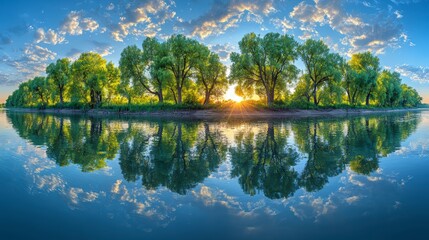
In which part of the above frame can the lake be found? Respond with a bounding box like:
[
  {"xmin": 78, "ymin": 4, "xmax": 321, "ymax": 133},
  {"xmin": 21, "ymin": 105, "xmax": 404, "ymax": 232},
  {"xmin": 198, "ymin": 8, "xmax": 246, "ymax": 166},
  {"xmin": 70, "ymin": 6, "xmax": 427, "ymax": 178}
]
[{"xmin": 0, "ymin": 109, "xmax": 428, "ymax": 239}]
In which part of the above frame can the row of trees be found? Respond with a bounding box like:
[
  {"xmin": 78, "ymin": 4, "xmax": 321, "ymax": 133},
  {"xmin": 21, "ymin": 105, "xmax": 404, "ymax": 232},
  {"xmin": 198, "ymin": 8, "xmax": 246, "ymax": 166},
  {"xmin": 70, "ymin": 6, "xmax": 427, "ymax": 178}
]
[
  {"xmin": 5, "ymin": 33, "xmax": 422, "ymax": 108},
  {"xmin": 8, "ymin": 111, "xmax": 419, "ymax": 198}
]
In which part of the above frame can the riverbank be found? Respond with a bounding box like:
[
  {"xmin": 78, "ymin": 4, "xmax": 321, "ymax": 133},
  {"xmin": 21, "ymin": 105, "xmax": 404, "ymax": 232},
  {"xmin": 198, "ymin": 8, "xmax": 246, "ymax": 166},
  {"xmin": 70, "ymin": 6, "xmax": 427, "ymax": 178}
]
[{"xmin": 4, "ymin": 105, "xmax": 426, "ymax": 119}]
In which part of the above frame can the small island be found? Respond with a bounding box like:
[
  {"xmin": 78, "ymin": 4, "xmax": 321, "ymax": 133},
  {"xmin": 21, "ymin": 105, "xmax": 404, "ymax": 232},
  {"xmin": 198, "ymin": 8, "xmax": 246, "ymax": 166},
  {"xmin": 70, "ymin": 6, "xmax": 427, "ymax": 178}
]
[{"xmin": 4, "ymin": 33, "xmax": 422, "ymax": 116}]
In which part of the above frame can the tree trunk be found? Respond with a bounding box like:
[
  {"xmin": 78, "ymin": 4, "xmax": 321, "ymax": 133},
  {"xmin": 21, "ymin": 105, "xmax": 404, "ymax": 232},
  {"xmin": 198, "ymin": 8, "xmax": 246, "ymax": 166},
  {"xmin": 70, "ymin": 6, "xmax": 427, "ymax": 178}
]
[
  {"xmin": 365, "ymin": 92, "xmax": 371, "ymax": 106},
  {"xmin": 266, "ymin": 88, "xmax": 274, "ymax": 105},
  {"xmin": 313, "ymin": 86, "xmax": 318, "ymax": 106},
  {"xmin": 90, "ymin": 89, "xmax": 95, "ymax": 108},
  {"xmin": 170, "ymin": 88, "xmax": 177, "ymax": 104},
  {"xmin": 203, "ymin": 91, "xmax": 210, "ymax": 105},
  {"xmin": 346, "ymin": 90, "xmax": 351, "ymax": 105},
  {"xmin": 59, "ymin": 88, "xmax": 64, "ymax": 106},
  {"xmin": 158, "ymin": 90, "xmax": 164, "ymax": 103},
  {"xmin": 177, "ymin": 86, "xmax": 182, "ymax": 104}
]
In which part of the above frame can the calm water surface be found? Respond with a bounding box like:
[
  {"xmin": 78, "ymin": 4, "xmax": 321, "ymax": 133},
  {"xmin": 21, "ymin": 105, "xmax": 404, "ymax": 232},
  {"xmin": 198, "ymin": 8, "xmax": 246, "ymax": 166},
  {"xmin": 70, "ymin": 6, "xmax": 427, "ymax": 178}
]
[{"xmin": 0, "ymin": 110, "xmax": 428, "ymax": 239}]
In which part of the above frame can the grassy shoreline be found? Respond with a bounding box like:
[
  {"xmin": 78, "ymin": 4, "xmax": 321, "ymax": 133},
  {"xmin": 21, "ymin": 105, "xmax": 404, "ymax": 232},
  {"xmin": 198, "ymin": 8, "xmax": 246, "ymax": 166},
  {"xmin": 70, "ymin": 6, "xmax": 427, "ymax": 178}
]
[{"xmin": 3, "ymin": 102, "xmax": 427, "ymax": 119}]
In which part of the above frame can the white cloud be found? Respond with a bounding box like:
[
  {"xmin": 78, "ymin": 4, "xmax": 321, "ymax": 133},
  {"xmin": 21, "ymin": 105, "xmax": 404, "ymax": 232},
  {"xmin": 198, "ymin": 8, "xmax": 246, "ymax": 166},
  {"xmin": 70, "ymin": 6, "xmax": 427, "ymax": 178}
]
[
  {"xmin": 110, "ymin": 0, "xmax": 175, "ymax": 41},
  {"xmin": 209, "ymin": 43, "xmax": 236, "ymax": 62},
  {"xmin": 394, "ymin": 10, "xmax": 403, "ymax": 18},
  {"xmin": 1, "ymin": 44, "xmax": 56, "ymax": 84},
  {"xmin": 290, "ymin": 0, "xmax": 406, "ymax": 55},
  {"xmin": 34, "ymin": 28, "xmax": 65, "ymax": 45},
  {"xmin": 185, "ymin": 0, "xmax": 277, "ymax": 39},
  {"xmin": 395, "ymin": 65, "xmax": 429, "ymax": 83},
  {"xmin": 61, "ymin": 11, "xmax": 99, "ymax": 35},
  {"xmin": 270, "ymin": 17, "xmax": 295, "ymax": 33},
  {"xmin": 61, "ymin": 11, "xmax": 82, "ymax": 35},
  {"xmin": 81, "ymin": 18, "xmax": 99, "ymax": 32}
]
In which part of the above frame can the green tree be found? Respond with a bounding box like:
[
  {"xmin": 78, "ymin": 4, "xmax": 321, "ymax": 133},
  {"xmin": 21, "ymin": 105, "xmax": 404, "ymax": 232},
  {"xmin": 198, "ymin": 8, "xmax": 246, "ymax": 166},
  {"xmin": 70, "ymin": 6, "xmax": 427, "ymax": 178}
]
[
  {"xmin": 29, "ymin": 76, "xmax": 49, "ymax": 106},
  {"xmin": 6, "ymin": 82, "xmax": 32, "ymax": 107},
  {"xmin": 349, "ymin": 52, "xmax": 380, "ymax": 106},
  {"xmin": 195, "ymin": 48, "xmax": 228, "ymax": 104},
  {"xmin": 375, "ymin": 70, "xmax": 402, "ymax": 107},
  {"xmin": 161, "ymin": 34, "xmax": 202, "ymax": 104},
  {"xmin": 292, "ymin": 74, "xmax": 312, "ymax": 104},
  {"xmin": 104, "ymin": 62, "xmax": 121, "ymax": 104},
  {"xmin": 46, "ymin": 58, "xmax": 71, "ymax": 106},
  {"xmin": 340, "ymin": 61, "xmax": 360, "ymax": 105},
  {"xmin": 230, "ymin": 32, "xmax": 298, "ymax": 105},
  {"xmin": 143, "ymin": 37, "xmax": 173, "ymax": 103},
  {"xmin": 297, "ymin": 39, "xmax": 342, "ymax": 106},
  {"xmin": 71, "ymin": 52, "xmax": 108, "ymax": 108},
  {"xmin": 400, "ymin": 84, "xmax": 421, "ymax": 107}
]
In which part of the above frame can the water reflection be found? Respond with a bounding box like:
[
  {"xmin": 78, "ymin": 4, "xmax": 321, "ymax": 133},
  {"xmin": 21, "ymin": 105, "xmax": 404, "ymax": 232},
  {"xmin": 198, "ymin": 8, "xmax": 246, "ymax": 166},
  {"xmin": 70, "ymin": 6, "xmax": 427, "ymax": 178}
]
[{"xmin": 7, "ymin": 111, "xmax": 420, "ymax": 199}]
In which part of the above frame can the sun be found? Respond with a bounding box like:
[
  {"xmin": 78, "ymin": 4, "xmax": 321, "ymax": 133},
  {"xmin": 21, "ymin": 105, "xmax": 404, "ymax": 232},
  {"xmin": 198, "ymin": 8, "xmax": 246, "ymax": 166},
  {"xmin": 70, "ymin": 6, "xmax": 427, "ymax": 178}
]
[{"xmin": 224, "ymin": 85, "xmax": 243, "ymax": 102}]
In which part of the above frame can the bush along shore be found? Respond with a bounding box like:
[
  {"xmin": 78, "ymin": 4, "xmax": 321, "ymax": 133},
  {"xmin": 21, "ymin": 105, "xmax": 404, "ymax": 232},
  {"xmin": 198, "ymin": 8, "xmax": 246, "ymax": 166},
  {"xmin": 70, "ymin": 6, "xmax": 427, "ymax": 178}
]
[{"xmin": 5, "ymin": 33, "xmax": 422, "ymax": 110}]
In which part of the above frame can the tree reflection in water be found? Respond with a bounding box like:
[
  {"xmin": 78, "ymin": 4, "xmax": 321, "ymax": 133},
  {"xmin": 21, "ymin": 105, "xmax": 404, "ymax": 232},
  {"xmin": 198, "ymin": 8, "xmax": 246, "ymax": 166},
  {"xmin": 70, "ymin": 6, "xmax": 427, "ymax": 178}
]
[{"xmin": 7, "ymin": 111, "xmax": 419, "ymax": 199}]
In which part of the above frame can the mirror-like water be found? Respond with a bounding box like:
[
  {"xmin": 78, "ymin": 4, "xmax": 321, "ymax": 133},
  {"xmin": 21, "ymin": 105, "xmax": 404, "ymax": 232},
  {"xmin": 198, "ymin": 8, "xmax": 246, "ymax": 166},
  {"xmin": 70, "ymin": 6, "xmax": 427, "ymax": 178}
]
[{"xmin": 1, "ymin": 110, "xmax": 428, "ymax": 239}]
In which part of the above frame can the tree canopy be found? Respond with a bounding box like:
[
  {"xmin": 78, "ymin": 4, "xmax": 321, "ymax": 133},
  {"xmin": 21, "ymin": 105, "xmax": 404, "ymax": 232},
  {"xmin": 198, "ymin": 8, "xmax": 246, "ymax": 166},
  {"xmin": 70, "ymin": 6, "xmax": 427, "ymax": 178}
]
[{"xmin": 5, "ymin": 32, "xmax": 423, "ymax": 109}]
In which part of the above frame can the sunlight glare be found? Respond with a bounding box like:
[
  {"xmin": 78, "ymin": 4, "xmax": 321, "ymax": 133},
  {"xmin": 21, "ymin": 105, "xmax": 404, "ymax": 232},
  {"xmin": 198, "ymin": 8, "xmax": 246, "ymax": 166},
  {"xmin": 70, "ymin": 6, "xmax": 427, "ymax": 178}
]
[{"xmin": 224, "ymin": 85, "xmax": 243, "ymax": 102}]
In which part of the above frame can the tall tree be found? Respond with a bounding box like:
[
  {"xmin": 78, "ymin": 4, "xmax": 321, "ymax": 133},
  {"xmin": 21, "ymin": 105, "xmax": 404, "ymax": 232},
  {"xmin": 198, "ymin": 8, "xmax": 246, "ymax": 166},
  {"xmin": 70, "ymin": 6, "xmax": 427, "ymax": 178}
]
[
  {"xmin": 400, "ymin": 84, "xmax": 421, "ymax": 107},
  {"xmin": 46, "ymin": 58, "xmax": 71, "ymax": 106},
  {"xmin": 71, "ymin": 52, "xmax": 108, "ymax": 108},
  {"xmin": 292, "ymin": 74, "xmax": 312, "ymax": 104},
  {"xmin": 119, "ymin": 43, "xmax": 165, "ymax": 102},
  {"xmin": 230, "ymin": 32, "xmax": 298, "ymax": 105},
  {"xmin": 143, "ymin": 37, "xmax": 172, "ymax": 102},
  {"xmin": 161, "ymin": 34, "xmax": 202, "ymax": 104},
  {"xmin": 29, "ymin": 76, "xmax": 49, "ymax": 106},
  {"xmin": 375, "ymin": 70, "xmax": 402, "ymax": 107},
  {"xmin": 340, "ymin": 61, "xmax": 360, "ymax": 105},
  {"xmin": 349, "ymin": 52, "xmax": 380, "ymax": 106},
  {"xmin": 297, "ymin": 39, "xmax": 342, "ymax": 106},
  {"xmin": 105, "ymin": 62, "xmax": 121, "ymax": 104},
  {"xmin": 195, "ymin": 47, "xmax": 228, "ymax": 105}
]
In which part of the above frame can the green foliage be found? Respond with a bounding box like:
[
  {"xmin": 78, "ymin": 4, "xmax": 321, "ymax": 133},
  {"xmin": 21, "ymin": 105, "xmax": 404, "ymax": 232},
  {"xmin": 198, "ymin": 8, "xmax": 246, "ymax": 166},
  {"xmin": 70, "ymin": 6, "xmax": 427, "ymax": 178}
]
[
  {"xmin": 297, "ymin": 39, "xmax": 343, "ymax": 106},
  {"xmin": 5, "ymin": 32, "xmax": 423, "ymax": 109},
  {"xmin": 230, "ymin": 32, "xmax": 298, "ymax": 105},
  {"xmin": 162, "ymin": 34, "xmax": 203, "ymax": 104},
  {"xmin": 46, "ymin": 58, "xmax": 71, "ymax": 106},
  {"xmin": 349, "ymin": 52, "xmax": 380, "ymax": 106},
  {"xmin": 71, "ymin": 52, "xmax": 109, "ymax": 108},
  {"xmin": 375, "ymin": 70, "xmax": 402, "ymax": 107},
  {"xmin": 195, "ymin": 47, "xmax": 228, "ymax": 104}
]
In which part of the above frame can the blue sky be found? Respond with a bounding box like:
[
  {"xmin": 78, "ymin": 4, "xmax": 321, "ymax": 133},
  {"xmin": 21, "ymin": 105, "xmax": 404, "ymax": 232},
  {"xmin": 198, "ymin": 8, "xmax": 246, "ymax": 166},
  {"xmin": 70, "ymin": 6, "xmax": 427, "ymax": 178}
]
[{"xmin": 1, "ymin": 0, "xmax": 429, "ymax": 103}]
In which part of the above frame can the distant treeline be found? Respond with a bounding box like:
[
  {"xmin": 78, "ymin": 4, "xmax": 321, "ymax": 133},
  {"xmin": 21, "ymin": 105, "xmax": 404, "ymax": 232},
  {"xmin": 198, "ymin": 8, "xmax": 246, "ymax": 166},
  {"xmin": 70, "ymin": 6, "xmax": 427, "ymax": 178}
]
[{"xmin": 5, "ymin": 32, "xmax": 422, "ymax": 108}]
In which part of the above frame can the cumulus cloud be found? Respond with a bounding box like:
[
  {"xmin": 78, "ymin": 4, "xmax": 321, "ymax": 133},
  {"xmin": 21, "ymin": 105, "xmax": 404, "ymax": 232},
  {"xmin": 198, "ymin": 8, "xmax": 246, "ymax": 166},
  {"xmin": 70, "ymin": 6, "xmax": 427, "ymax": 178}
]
[
  {"xmin": 209, "ymin": 43, "xmax": 236, "ymax": 62},
  {"xmin": 184, "ymin": 0, "xmax": 276, "ymax": 39},
  {"xmin": 81, "ymin": 18, "xmax": 99, "ymax": 32},
  {"xmin": 1, "ymin": 44, "xmax": 56, "ymax": 85},
  {"xmin": 110, "ymin": 0, "xmax": 175, "ymax": 41},
  {"xmin": 395, "ymin": 65, "xmax": 429, "ymax": 83},
  {"xmin": 290, "ymin": 0, "xmax": 406, "ymax": 54},
  {"xmin": 270, "ymin": 17, "xmax": 295, "ymax": 33},
  {"xmin": 34, "ymin": 28, "xmax": 65, "ymax": 45},
  {"xmin": 23, "ymin": 44, "xmax": 56, "ymax": 62},
  {"xmin": 61, "ymin": 11, "xmax": 99, "ymax": 35}
]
